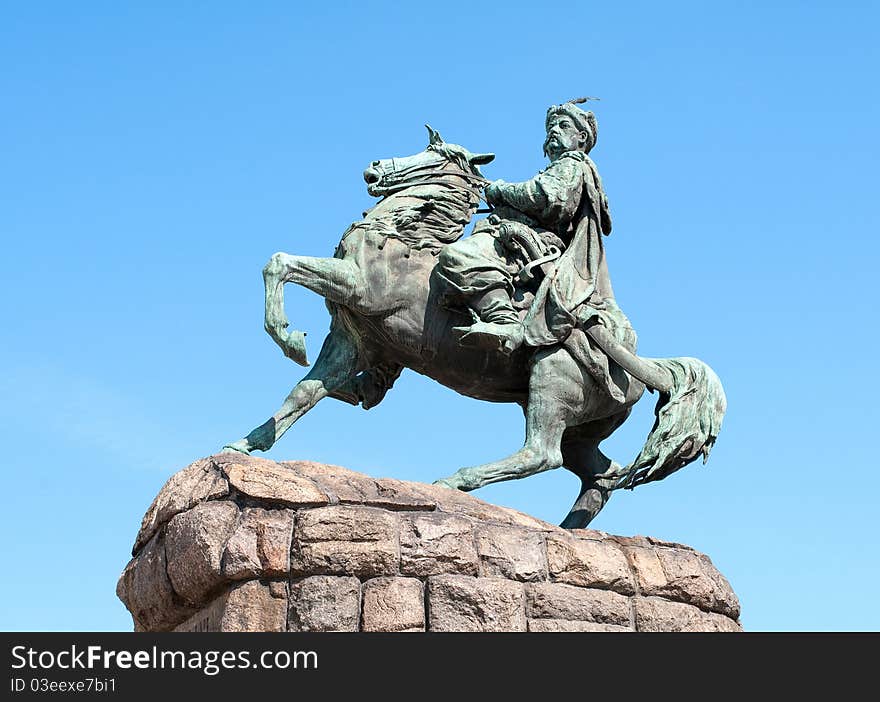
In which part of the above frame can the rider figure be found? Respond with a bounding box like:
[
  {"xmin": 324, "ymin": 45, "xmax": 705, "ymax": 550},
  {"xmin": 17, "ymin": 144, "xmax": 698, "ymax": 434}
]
[{"xmin": 435, "ymin": 99, "xmax": 612, "ymax": 354}]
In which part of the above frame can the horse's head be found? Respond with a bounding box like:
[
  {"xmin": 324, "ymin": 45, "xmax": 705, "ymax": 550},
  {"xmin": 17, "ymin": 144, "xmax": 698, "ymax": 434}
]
[{"xmin": 363, "ymin": 126, "xmax": 494, "ymax": 198}]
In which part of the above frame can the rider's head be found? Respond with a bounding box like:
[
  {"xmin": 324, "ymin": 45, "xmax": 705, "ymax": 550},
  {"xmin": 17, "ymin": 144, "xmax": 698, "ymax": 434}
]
[{"xmin": 543, "ymin": 101, "xmax": 598, "ymax": 161}]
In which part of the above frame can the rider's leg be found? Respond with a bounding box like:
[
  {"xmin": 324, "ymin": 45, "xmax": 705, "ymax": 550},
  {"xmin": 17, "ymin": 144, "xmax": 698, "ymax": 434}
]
[
  {"xmin": 436, "ymin": 228, "xmax": 524, "ymax": 354},
  {"xmin": 223, "ymin": 325, "xmax": 362, "ymax": 454},
  {"xmin": 472, "ymin": 287, "xmax": 520, "ymax": 324},
  {"xmin": 435, "ymin": 228, "xmax": 511, "ymax": 299},
  {"xmin": 455, "ymin": 286, "xmax": 525, "ymax": 354}
]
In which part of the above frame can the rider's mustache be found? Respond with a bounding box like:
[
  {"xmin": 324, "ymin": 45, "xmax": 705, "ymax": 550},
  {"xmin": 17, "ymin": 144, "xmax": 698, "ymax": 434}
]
[{"xmin": 543, "ymin": 135, "xmax": 561, "ymax": 154}]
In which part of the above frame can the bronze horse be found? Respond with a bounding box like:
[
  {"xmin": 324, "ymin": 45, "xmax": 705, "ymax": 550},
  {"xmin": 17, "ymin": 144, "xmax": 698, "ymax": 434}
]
[{"xmin": 223, "ymin": 127, "xmax": 726, "ymax": 527}]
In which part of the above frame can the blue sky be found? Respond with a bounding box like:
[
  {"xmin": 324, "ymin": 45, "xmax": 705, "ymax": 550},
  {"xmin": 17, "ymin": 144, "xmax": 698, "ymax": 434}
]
[{"xmin": 1, "ymin": 2, "xmax": 877, "ymax": 631}]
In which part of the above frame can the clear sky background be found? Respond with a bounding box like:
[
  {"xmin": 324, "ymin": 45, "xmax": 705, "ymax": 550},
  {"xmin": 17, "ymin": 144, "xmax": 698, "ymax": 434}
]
[{"xmin": 1, "ymin": 2, "xmax": 878, "ymax": 631}]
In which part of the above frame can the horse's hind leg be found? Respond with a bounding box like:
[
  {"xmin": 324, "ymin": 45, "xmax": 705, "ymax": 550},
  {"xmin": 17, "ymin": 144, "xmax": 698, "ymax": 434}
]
[
  {"xmin": 434, "ymin": 348, "xmax": 575, "ymax": 490},
  {"xmin": 223, "ymin": 325, "xmax": 362, "ymax": 454},
  {"xmin": 558, "ymin": 412, "xmax": 630, "ymax": 528},
  {"xmin": 434, "ymin": 405, "xmax": 566, "ymax": 491}
]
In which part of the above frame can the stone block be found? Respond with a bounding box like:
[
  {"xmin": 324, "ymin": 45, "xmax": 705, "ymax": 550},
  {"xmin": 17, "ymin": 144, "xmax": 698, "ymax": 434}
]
[
  {"xmin": 288, "ymin": 576, "xmax": 360, "ymax": 632},
  {"xmin": 634, "ymin": 596, "xmax": 742, "ymax": 632},
  {"xmin": 223, "ymin": 459, "xmax": 329, "ymax": 508},
  {"xmin": 527, "ymin": 620, "xmax": 633, "ymax": 632},
  {"xmin": 117, "ymin": 532, "xmax": 197, "ymax": 632},
  {"xmin": 174, "ymin": 579, "xmax": 288, "ymax": 632},
  {"xmin": 222, "ymin": 521, "xmax": 259, "ymax": 579},
  {"xmin": 621, "ymin": 543, "xmax": 740, "ymax": 619},
  {"xmin": 134, "ymin": 457, "xmax": 229, "ymax": 555},
  {"xmin": 526, "ymin": 582, "xmax": 631, "ymax": 626},
  {"xmin": 427, "ymin": 576, "xmax": 526, "ymax": 632},
  {"xmin": 476, "ymin": 524, "xmax": 547, "ymax": 581},
  {"xmin": 222, "ymin": 508, "xmax": 295, "ymax": 580},
  {"xmin": 400, "ymin": 513, "xmax": 479, "ymax": 577},
  {"xmin": 291, "ymin": 506, "xmax": 398, "ymax": 578},
  {"xmin": 546, "ymin": 533, "xmax": 634, "ymax": 594},
  {"xmin": 361, "ymin": 577, "xmax": 425, "ymax": 632},
  {"xmin": 283, "ymin": 461, "xmax": 436, "ymax": 511},
  {"xmin": 165, "ymin": 501, "xmax": 239, "ymax": 605}
]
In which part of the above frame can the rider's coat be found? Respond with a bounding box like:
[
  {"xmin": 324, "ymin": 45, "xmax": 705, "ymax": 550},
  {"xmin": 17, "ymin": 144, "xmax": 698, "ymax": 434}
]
[{"xmin": 437, "ymin": 149, "xmax": 636, "ymax": 401}]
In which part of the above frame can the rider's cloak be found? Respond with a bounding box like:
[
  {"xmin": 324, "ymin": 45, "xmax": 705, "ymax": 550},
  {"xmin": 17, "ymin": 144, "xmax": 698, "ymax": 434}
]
[{"xmin": 507, "ymin": 151, "xmax": 637, "ymax": 401}]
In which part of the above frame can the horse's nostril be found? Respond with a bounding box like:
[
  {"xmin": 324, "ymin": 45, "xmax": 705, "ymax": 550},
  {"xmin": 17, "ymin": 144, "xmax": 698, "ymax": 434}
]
[{"xmin": 363, "ymin": 168, "xmax": 380, "ymax": 184}]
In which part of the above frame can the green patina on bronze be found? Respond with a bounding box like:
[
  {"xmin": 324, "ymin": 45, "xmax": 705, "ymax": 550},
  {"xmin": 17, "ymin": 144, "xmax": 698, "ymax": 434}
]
[{"xmin": 223, "ymin": 101, "xmax": 726, "ymax": 528}]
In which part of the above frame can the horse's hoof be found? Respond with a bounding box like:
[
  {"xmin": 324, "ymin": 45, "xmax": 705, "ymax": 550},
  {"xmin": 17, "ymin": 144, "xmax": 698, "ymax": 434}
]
[
  {"xmin": 432, "ymin": 478, "xmax": 459, "ymax": 490},
  {"xmin": 282, "ymin": 330, "xmax": 310, "ymax": 367},
  {"xmin": 221, "ymin": 442, "xmax": 251, "ymax": 455}
]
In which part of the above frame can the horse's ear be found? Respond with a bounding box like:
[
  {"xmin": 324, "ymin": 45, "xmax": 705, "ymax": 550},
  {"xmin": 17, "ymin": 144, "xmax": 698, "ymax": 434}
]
[
  {"xmin": 425, "ymin": 124, "xmax": 444, "ymax": 146},
  {"xmin": 469, "ymin": 152, "xmax": 495, "ymax": 165}
]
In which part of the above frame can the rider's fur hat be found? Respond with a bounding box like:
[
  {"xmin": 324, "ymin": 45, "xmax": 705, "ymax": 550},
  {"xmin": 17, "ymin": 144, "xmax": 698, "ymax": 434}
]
[{"xmin": 545, "ymin": 98, "xmax": 599, "ymax": 153}]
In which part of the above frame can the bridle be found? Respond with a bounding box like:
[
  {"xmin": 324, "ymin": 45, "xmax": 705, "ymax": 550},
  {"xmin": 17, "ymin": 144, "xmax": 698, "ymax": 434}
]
[{"xmin": 373, "ymin": 155, "xmax": 490, "ymax": 202}]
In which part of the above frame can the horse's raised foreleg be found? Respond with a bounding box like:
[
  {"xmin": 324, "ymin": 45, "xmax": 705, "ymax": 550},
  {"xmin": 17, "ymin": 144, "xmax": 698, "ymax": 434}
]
[
  {"xmin": 434, "ymin": 348, "xmax": 575, "ymax": 491},
  {"xmin": 263, "ymin": 252, "xmax": 369, "ymax": 366},
  {"xmin": 223, "ymin": 325, "xmax": 362, "ymax": 454}
]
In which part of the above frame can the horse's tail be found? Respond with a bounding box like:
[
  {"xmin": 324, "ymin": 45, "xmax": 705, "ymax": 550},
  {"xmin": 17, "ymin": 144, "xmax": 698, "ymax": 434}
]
[{"xmin": 586, "ymin": 325, "xmax": 727, "ymax": 490}]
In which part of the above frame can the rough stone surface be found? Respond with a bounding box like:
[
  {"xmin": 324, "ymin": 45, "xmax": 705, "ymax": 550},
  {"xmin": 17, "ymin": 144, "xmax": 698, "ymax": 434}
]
[
  {"xmin": 291, "ymin": 505, "xmax": 398, "ymax": 578},
  {"xmin": 528, "ymin": 620, "xmax": 633, "ymax": 632},
  {"xmin": 634, "ymin": 596, "xmax": 742, "ymax": 632},
  {"xmin": 283, "ymin": 461, "xmax": 436, "ymax": 511},
  {"xmin": 221, "ymin": 521, "xmax": 260, "ymax": 579},
  {"xmin": 361, "ymin": 577, "xmax": 425, "ymax": 632},
  {"xmin": 400, "ymin": 513, "xmax": 479, "ymax": 577},
  {"xmin": 222, "ymin": 508, "xmax": 294, "ymax": 580},
  {"xmin": 165, "ymin": 501, "xmax": 239, "ymax": 606},
  {"xmin": 223, "ymin": 460, "xmax": 329, "ymax": 508},
  {"xmin": 427, "ymin": 576, "xmax": 526, "ymax": 632},
  {"xmin": 133, "ymin": 457, "xmax": 229, "ymax": 555},
  {"xmin": 175, "ymin": 580, "xmax": 288, "ymax": 632},
  {"xmin": 477, "ymin": 524, "xmax": 547, "ymax": 581},
  {"xmin": 407, "ymin": 481, "xmax": 566, "ymax": 534},
  {"xmin": 117, "ymin": 532, "xmax": 197, "ymax": 631},
  {"xmin": 526, "ymin": 582, "xmax": 631, "ymax": 626},
  {"xmin": 119, "ymin": 457, "xmax": 741, "ymax": 632},
  {"xmin": 288, "ymin": 576, "xmax": 360, "ymax": 632},
  {"xmin": 546, "ymin": 533, "xmax": 635, "ymax": 594},
  {"xmin": 618, "ymin": 540, "xmax": 740, "ymax": 619}
]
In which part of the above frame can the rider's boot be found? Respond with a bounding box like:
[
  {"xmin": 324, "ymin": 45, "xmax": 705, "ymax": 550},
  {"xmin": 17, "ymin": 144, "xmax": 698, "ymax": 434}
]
[{"xmin": 454, "ymin": 288, "xmax": 524, "ymax": 355}]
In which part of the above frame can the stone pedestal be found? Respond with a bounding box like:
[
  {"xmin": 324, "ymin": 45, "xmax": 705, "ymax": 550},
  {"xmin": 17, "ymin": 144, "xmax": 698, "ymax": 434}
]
[{"xmin": 117, "ymin": 454, "xmax": 741, "ymax": 632}]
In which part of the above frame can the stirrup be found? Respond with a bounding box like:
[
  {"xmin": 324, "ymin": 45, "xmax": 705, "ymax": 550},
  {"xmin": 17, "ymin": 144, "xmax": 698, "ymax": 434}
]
[{"xmin": 452, "ymin": 320, "xmax": 524, "ymax": 355}]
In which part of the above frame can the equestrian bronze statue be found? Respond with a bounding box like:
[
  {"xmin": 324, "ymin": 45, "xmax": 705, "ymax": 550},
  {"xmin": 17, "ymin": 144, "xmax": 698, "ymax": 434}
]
[{"xmin": 223, "ymin": 101, "xmax": 726, "ymax": 528}]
